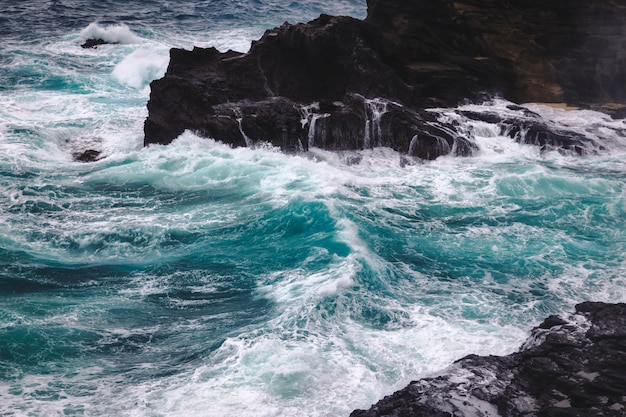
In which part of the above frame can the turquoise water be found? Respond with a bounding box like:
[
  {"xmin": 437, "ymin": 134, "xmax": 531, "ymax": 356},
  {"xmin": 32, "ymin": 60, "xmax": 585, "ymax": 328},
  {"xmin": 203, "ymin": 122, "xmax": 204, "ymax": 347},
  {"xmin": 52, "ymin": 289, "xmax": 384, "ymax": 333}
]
[{"xmin": 1, "ymin": 1, "xmax": 626, "ymax": 416}]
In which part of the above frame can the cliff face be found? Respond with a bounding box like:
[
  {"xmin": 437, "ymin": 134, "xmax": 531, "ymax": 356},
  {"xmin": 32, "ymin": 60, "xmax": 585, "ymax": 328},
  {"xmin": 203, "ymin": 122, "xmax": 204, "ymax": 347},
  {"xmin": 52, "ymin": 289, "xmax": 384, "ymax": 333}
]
[
  {"xmin": 144, "ymin": 0, "xmax": 626, "ymax": 156},
  {"xmin": 351, "ymin": 302, "xmax": 626, "ymax": 417},
  {"xmin": 366, "ymin": 0, "xmax": 626, "ymax": 107}
]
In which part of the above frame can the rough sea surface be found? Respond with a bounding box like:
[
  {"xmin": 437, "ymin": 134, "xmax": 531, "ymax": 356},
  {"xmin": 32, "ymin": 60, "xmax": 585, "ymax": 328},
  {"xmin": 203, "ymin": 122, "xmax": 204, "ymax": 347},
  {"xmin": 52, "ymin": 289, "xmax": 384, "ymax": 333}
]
[{"xmin": 1, "ymin": 1, "xmax": 625, "ymax": 416}]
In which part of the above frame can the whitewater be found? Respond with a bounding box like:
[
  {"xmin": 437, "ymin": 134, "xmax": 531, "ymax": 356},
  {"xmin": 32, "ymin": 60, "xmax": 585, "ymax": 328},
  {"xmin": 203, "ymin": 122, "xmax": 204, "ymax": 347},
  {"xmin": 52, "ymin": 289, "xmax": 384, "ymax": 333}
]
[{"xmin": 1, "ymin": 1, "xmax": 626, "ymax": 416}]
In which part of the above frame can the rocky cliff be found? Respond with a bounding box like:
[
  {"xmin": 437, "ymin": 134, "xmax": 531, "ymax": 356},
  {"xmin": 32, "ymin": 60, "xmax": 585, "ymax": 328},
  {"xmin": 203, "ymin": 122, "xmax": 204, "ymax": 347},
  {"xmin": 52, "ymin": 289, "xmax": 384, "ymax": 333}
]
[
  {"xmin": 365, "ymin": 0, "xmax": 626, "ymax": 107},
  {"xmin": 144, "ymin": 0, "xmax": 626, "ymax": 158},
  {"xmin": 351, "ymin": 302, "xmax": 626, "ymax": 417}
]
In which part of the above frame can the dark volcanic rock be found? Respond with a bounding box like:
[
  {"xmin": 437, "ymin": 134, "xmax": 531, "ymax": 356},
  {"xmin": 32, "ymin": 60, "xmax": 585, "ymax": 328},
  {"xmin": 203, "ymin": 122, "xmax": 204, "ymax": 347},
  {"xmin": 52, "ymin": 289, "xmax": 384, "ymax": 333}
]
[
  {"xmin": 144, "ymin": 15, "xmax": 426, "ymax": 148},
  {"xmin": 81, "ymin": 38, "xmax": 115, "ymax": 49},
  {"xmin": 143, "ymin": 11, "xmax": 503, "ymax": 153},
  {"xmin": 144, "ymin": 0, "xmax": 626, "ymax": 157},
  {"xmin": 350, "ymin": 302, "xmax": 626, "ymax": 417},
  {"xmin": 454, "ymin": 107, "xmax": 608, "ymax": 155},
  {"xmin": 366, "ymin": 0, "xmax": 626, "ymax": 108}
]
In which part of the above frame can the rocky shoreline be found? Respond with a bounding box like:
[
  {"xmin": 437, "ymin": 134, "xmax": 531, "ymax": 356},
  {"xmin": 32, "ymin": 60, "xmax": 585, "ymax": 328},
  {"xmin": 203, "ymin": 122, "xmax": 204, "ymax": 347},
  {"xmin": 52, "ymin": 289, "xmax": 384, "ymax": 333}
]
[
  {"xmin": 143, "ymin": 0, "xmax": 626, "ymax": 159},
  {"xmin": 137, "ymin": 2, "xmax": 626, "ymax": 414},
  {"xmin": 350, "ymin": 302, "xmax": 626, "ymax": 417}
]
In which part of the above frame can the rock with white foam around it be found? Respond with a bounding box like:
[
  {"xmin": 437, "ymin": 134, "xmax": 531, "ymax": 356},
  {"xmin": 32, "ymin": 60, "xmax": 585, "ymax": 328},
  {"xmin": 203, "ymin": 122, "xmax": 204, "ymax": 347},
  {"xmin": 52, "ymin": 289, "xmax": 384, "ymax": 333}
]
[
  {"xmin": 350, "ymin": 302, "xmax": 626, "ymax": 417},
  {"xmin": 143, "ymin": 13, "xmax": 497, "ymax": 159},
  {"xmin": 81, "ymin": 38, "xmax": 116, "ymax": 49},
  {"xmin": 144, "ymin": 0, "xmax": 626, "ymax": 158}
]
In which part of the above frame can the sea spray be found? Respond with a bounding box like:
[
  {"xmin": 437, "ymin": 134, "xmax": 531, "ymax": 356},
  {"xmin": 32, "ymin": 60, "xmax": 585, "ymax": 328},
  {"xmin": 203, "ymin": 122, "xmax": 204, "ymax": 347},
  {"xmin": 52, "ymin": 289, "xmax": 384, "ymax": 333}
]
[
  {"xmin": 111, "ymin": 47, "xmax": 169, "ymax": 91},
  {"xmin": 79, "ymin": 23, "xmax": 143, "ymax": 45}
]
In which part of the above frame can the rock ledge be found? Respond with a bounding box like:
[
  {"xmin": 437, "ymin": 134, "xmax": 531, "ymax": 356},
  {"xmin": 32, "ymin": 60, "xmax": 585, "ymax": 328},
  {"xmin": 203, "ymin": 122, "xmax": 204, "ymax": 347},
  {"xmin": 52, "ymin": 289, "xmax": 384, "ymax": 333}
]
[
  {"xmin": 144, "ymin": 0, "xmax": 626, "ymax": 158},
  {"xmin": 351, "ymin": 302, "xmax": 626, "ymax": 417}
]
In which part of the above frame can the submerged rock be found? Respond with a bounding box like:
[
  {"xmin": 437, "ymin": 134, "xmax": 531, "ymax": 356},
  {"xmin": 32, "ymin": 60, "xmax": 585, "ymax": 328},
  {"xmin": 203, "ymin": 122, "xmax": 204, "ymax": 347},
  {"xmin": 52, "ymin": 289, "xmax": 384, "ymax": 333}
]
[
  {"xmin": 72, "ymin": 149, "xmax": 102, "ymax": 162},
  {"xmin": 144, "ymin": 0, "xmax": 626, "ymax": 157},
  {"xmin": 350, "ymin": 302, "xmax": 626, "ymax": 417}
]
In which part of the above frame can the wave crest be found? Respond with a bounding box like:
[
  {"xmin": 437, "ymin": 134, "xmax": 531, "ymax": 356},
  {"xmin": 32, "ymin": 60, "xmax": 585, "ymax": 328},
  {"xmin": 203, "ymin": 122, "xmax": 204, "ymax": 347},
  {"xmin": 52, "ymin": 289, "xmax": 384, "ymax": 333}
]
[{"xmin": 79, "ymin": 22, "xmax": 142, "ymax": 44}]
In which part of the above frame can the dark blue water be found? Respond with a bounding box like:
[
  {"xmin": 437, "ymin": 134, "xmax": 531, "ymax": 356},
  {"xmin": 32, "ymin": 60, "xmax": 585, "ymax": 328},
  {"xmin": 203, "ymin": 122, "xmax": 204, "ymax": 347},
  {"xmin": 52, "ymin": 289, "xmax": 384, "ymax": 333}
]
[{"xmin": 1, "ymin": 1, "xmax": 625, "ymax": 415}]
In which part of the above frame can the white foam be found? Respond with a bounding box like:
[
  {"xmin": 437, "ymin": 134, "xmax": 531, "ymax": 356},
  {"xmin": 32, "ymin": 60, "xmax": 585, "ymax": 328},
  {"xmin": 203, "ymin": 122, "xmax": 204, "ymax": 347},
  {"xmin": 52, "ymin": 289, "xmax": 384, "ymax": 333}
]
[
  {"xmin": 184, "ymin": 28, "xmax": 262, "ymax": 53},
  {"xmin": 112, "ymin": 47, "xmax": 169, "ymax": 91},
  {"xmin": 119, "ymin": 298, "xmax": 527, "ymax": 417},
  {"xmin": 4, "ymin": 53, "xmax": 626, "ymax": 416},
  {"xmin": 79, "ymin": 22, "xmax": 142, "ymax": 45},
  {"xmin": 472, "ymin": 135, "xmax": 541, "ymax": 160}
]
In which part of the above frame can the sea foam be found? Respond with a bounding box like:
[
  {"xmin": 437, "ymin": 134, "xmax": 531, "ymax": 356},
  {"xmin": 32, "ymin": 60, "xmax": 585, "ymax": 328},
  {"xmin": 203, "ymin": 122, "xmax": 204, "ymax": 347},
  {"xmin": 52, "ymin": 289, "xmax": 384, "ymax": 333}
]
[
  {"xmin": 79, "ymin": 22, "xmax": 142, "ymax": 45},
  {"xmin": 112, "ymin": 47, "xmax": 169, "ymax": 91}
]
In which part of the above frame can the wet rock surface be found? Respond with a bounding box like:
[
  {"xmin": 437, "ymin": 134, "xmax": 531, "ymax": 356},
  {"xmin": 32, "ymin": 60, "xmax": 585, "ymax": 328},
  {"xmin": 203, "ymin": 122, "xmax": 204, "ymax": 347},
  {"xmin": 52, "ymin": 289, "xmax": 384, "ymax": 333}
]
[
  {"xmin": 350, "ymin": 302, "xmax": 626, "ymax": 417},
  {"xmin": 144, "ymin": 0, "xmax": 626, "ymax": 158},
  {"xmin": 81, "ymin": 38, "xmax": 116, "ymax": 48}
]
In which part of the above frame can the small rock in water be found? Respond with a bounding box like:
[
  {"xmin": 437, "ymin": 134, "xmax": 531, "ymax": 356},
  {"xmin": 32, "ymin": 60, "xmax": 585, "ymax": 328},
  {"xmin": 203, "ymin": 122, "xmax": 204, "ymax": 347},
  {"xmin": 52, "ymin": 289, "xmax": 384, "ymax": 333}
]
[
  {"xmin": 81, "ymin": 38, "xmax": 113, "ymax": 49},
  {"xmin": 73, "ymin": 149, "xmax": 102, "ymax": 162}
]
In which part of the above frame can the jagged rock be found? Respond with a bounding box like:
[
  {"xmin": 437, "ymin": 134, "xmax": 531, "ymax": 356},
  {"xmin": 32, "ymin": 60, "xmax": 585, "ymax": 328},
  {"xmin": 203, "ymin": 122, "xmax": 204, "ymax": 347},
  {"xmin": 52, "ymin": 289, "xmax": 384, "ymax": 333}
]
[
  {"xmin": 456, "ymin": 108, "xmax": 604, "ymax": 155},
  {"xmin": 144, "ymin": 0, "xmax": 626, "ymax": 157},
  {"xmin": 144, "ymin": 15, "xmax": 415, "ymax": 147},
  {"xmin": 81, "ymin": 38, "xmax": 115, "ymax": 48},
  {"xmin": 350, "ymin": 302, "xmax": 626, "ymax": 417},
  {"xmin": 143, "ymin": 12, "xmax": 499, "ymax": 155}
]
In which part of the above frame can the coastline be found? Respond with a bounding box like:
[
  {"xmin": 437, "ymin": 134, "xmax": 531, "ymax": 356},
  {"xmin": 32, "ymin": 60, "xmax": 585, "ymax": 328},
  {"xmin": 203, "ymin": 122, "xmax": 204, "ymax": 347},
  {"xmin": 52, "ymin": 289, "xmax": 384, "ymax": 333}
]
[{"xmin": 352, "ymin": 302, "xmax": 626, "ymax": 417}]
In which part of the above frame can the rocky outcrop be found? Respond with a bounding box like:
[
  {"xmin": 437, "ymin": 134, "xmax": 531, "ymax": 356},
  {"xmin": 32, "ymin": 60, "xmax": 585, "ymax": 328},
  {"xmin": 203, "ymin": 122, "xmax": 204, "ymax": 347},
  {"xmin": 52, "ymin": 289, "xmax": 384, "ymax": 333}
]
[
  {"xmin": 365, "ymin": 0, "xmax": 626, "ymax": 109},
  {"xmin": 81, "ymin": 38, "xmax": 116, "ymax": 48},
  {"xmin": 144, "ymin": 0, "xmax": 626, "ymax": 157},
  {"xmin": 350, "ymin": 302, "xmax": 626, "ymax": 417}
]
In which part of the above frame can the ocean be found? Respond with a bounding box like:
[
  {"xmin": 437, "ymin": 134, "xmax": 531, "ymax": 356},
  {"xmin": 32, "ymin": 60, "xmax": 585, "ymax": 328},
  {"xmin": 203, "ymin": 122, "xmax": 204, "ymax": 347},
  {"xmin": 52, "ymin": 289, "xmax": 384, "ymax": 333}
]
[{"xmin": 1, "ymin": 1, "xmax": 625, "ymax": 416}]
